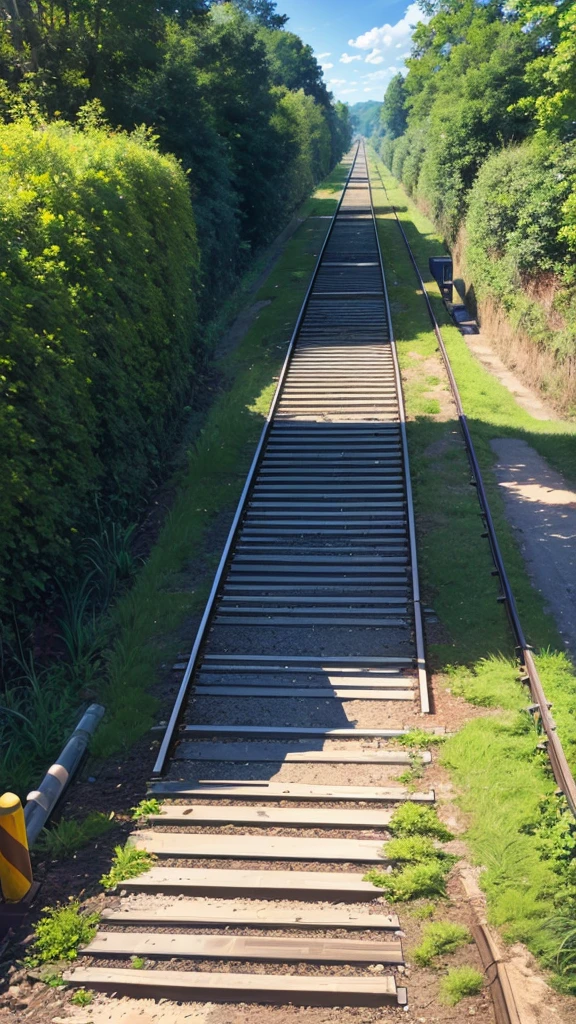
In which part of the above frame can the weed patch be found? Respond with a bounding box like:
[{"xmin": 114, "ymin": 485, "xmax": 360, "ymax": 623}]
[
  {"xmin": 395, "ymin": 730, "xmax": 446, "ymax": 750},
  {"xmin": 36, "ymin": 812, "xmax": 115, "ymax": 859},
  {"xmin": 440, "ymin": 966, "xmax": 484, "ymax": 1005},
  {"xmin": 388, "ymin": 802, "xmax": 453, "ymax": 842},
  {"xmin": 71, "ymin": 989, "xmax": 93, "ymax": 1007},
  {"xmin": 131, "ymin": 798, "xmax": 162, "ymax": 821},
  {"xmin": 100, "ymin": 843, "xmax": 155, "ymax": 890},
  {"xmin": 25, "ymin": 902, "xmax": 99, "ymax": 966},
  {"xmin": 386, "ymin": 836, "xmax": 440, "ymax": 863},
  {"xmin": 412, "ymin": 922, "xmax": 471, "ymax": 966},
  {"xmin": 366, "ymin": 861, "xmax": 451, "ymax": 902}
]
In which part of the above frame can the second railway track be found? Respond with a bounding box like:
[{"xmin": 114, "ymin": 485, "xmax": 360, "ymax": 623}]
[{"xmin": 65, "ymin": 143, "xmax": 435, "ymax": 1012}]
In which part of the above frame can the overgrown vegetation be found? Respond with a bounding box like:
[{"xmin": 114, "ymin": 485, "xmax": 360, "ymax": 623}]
[
  {"xmin": 377, "ymin": 0, "xmax": 576, "ymax": 410},
  {"xmin": 366, "ymin": 860, "xmax": 452, "ymax": 902},
  {"xmin": 0, "ymin": 119, "xmax": 199, "ymax": 623},
  {"xmin": 366, "ymin": 802, "xmax": 456, "ymax": 901},
  {"xmin": 0, "ymin": 153, "xmax": 347, "ymax": 791},
  {"xmin": 25, "ymin": 902, "xmax": 99, "ymax": 966},
  {"xmin": 71, "ymin": 990, "xmax": 93, "ymax": 1007},
  {"xmin": 395, "ymin": 729, "xmax": 446, "ymax": 750},
  {"xmin": 0, "ymin": 0, "xmax": 352, "ymax": 792},
  {"xmin": 100, "ymin": 843, "xmax": 156, "ymax": 891},
  {"xmin": 368, "ymin": 150, "xmax": 576, "ymax": 990},
  {"xmin": 388, "ymin": 802, "xmax": 454, "ymax": 842},
  {"xmin": 37, "ymin": 812, "xmax": 115, "ymax": 860},
  {"xmin": 440, "ymin": 966, "xmax": 484, "ymax": 1005},
  {"xmin": 412, "ymin": 921, "xmax": 471, "ymax": 966},
  {"xmin": 132, "ymin": 799, "xmax": 162, "ymax": 821}
]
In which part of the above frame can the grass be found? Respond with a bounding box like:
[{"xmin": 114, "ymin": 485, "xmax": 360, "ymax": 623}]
[
  {"xmin": 440, "ymin": 966, "xmax": 484, "ymax": 1005},
  {"xmin": 367, "ymin": 802, "xmax": 456, "ymax": 901},
  {"xmin": 388, "ymin": 802, "xmax": 454, "ymax": 842},
  {"xmin": 36, "ymin": 812, "xmax": 115, "ymax": 859},
  {"xmin": 0, "ymin": 158, "xmax": 351, "ymax": 798},
  {"xmin": 386, "ymin": 836, "xmax": 440, "ymax": 862},
  {"xmin": 367, "ymin": 146, "xmax": 576, "ymax": 989},
  {"xmin": 100, "ymin": 842, "xmax": 155, "ymax": 890},
  {"xmin": 90, "ymin": 160, "xmax": 350, "ymax": 759},
  {"xmin": 395, "ymin": 729, "xmax": 446, "ymax": 750},
  {"xmin": 412, "ymin": 921, "xmax": 471, "ymax": 966},
  {"xmin": 25, "ymin": 902, "xmax": 100, "ymax": 966},
  {"xmin": 366, "ymin": 861, "xmax": 452, "ymax": 902},
  {"xmin": 71, "ymin": 989, "xmax": 93, "ymax": 1006},
  {"xmin": 131, "ymin": 798, "xmax": 162, "ymax": 820}
]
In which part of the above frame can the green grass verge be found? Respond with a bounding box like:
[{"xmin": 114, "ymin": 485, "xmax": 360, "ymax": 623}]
[
  {"xmin": 368, "ymin": 147, "xmax": 576, "ymax": 992},
  {"xmin": 0, "ymin": 160, "xmax": 349, "ymax": 796},
  {"xmin": 92, "ymin": 163, "xmax": 348, "ymax": 757}
]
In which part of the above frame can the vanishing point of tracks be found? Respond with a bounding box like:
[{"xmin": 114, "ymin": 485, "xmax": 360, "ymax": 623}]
[{"xmin": 65, "ymin": 143, "xmax": 435, "ymax": 1010}]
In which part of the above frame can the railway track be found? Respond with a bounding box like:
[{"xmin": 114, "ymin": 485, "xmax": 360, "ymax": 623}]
[{"xmin": 65, "ymin": 142, "xmax": 434, "ymax": 1011}]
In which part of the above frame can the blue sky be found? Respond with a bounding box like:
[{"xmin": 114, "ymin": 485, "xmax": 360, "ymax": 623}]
[{"xmin": 279, "ymin": 0, "xmax": 429, "ymax": 103}]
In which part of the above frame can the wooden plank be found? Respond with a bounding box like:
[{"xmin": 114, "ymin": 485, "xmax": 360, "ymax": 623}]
[
  {"xmin": 113, "ymin": 867, "xmax": 385, "ymax": 900},
  {"xmin": 150, "ymin": 804, "xmax": 396, "ymax": 828},
  {"xmin": 219, "ymin": 596, "xmax": 407, "ymax": 605},
  {"xmin": 82, "ymin": 931, "xmax": 403, "ymax": 966},
  {"xmin": 148, "ymin": 781, "xmax": 435, "ymax": 803},
  {"xmin": 197, "ymin": 667, "xmax": 406, "ymax": 677},
  {"xmin": 193, "ymin": 678, "xmax": 413, "ymax": 691},
  {"xmin": 173, "ymin": 743, "xmax": 428, "ymax": 764},
  {"xmin": 178, "ymin": 725, "xmax": 411, "ymax": 738},
  {"xmin": 131, "ymin": 831, "xmax": 389, "ymax": 863},
  {"xmin": 201, "ymin": 659, "xmax": 412, "ymax": 667},
  {"xmin": 101, "ymin": 905, "xmax": 400, "ymax": 931},
  {"xmin": 193, "ymin": 686, "xmax": 414, "ymax": 700},
  {"xmin": 212, "ymin": 620, "xmax": 408, "ymax": 629},
  {"xmin": 63, "ymin": 968, "xmax": 401, "ymax": 1007}
]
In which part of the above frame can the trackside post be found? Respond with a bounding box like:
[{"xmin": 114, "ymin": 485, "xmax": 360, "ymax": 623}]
[{"xmin": 0, "ymin": 793, "xmax": 33, "ymax": 901}]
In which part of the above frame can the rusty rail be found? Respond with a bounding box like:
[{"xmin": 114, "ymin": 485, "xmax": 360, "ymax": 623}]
[{"xmin": 369, "ymin": 150, "xmax": 576, "ymax": 817}]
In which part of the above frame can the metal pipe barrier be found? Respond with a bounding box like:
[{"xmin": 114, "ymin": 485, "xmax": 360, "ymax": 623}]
[{"xmin": 24, "ymin": 702, "xmax": 105, "ymax": 847}]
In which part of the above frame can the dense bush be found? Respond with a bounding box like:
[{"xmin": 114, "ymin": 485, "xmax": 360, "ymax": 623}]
[
  {"xmin": 0, "ymin": 3, "xmax": 352, "ymax": 315},
  {"xmin": 0, "ymin": 119, "xmax": 200, "ymax": 616},
  {"xmin": 465, "ymin": 140, "xmax": 576, "ymax": 356},
  {"xmin": 377, "ymin": 0, "xmax": 576, "ymax": 380}
]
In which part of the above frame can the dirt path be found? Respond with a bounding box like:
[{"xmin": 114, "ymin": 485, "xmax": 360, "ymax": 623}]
[
  {"xmin": 463, "ymin": 332, "xmax": 558, "ymax": 421},
  {"xmin": 491, "ymin": 437, "xmax": 576, "ymax": 659}
]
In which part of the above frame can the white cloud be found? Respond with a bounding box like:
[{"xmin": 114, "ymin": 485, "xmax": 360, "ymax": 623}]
[
  {"xmin": 361, "ymin": 65, "xmax": 399, "ymax": 82},
  {"xmin": 339, "ymin": 87, "xmax": 359, "ymax": 95},
  {"xmin": 328, "ymin": 78, "xmax": 347, "ymax": 85},
  {"xmin": 365, "ymin": 49, "xmax": 384, "ymax": 64},
  {"xmin": 348, "ymin": 3, "xmax": 426, "ymax": 52},
  {"xmin": 316, "ymin": 52, "xmax": 331, "ymax": 59},
  {"xmin": 322, "ymin": 62, "xmax": 334, "ymax": 69},
  {"xmin": 340, "ymin": 53, "xmax": 362, "ymax": 64}
]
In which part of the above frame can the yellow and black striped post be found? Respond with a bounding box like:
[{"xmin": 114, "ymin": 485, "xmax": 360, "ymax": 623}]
[{"xmin": 0, "ymin": 793, "xmax": 33, "ymax": 901}]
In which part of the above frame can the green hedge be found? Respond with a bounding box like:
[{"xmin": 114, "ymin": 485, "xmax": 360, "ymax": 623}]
[
  {"xmin": 465, "ymin": 141, "xmax": 576, "ymax": 358},
  {"xmin": 0, "ymin": 120, "xmax": 200, "ymax": 617}
]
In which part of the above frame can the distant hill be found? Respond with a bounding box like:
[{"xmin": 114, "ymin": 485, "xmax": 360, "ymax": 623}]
[{"xmin": 349, "ymin": 100, "xmax": 382, "ymax": 137}]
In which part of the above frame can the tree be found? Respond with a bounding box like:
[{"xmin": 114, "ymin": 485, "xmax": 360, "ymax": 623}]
[
  {"xmin": 510, "ymin": 0, "xmax": 576, "ymax": 138},
  {"xmin": 260, "ymin": 29, "xmax": 328, "ymax": 105},
  {"xmin": 381, "ymin": 73, "xmax": 408, "ymax": 138},
  {"xmin": 226, "ymin": 0, "xmax": 287, "ymax": 28}
]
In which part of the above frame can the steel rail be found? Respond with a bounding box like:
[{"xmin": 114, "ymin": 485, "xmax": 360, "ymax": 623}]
[
  {"xmin": 152, "ymin": 144, "xmax": 361, "ymax": 776},
  {"xmin": 363, "ymin": 140, "xmax": 429, "ymax": 714},
  {"xmin": 368, "ymin": 147, "xmax": 576, "ymax": 817}
]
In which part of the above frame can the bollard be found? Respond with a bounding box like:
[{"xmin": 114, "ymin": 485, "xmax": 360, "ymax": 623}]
[{"xmin": 0, "ymin": 793, "xmax": 33, "ymax": 902}]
